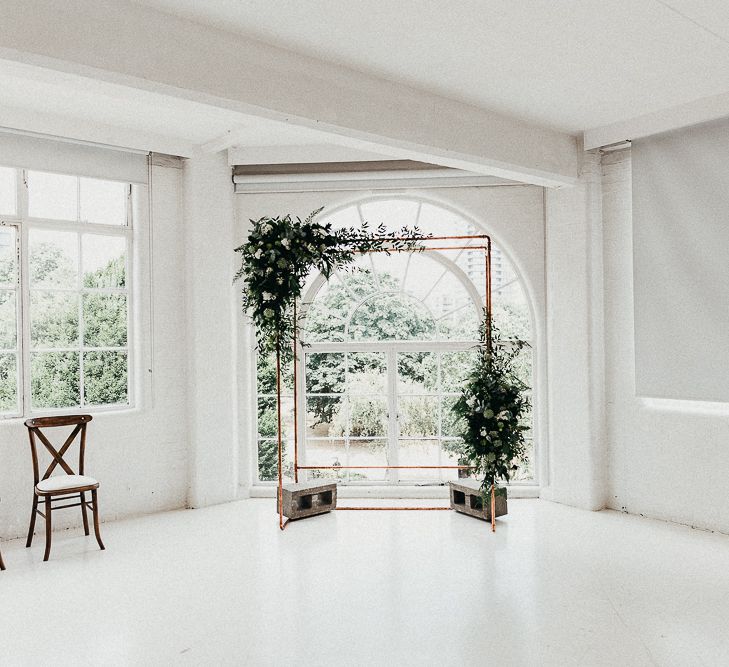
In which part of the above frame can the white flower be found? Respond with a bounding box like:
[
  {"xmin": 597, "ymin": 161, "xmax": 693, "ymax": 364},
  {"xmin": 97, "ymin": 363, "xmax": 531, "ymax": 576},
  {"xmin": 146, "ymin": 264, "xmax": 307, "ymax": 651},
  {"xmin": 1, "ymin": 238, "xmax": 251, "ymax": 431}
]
[
  {"xmin": 254, "ymin": 249, "xmax": 262, "ymax": 259},
  {"xmin": 262, "ymin": 292, "xmax": 273, "ymax": 301},
  {"xmin": 497, "ymin": 410, "xmax": 510, "ymax": 421},
  {"xmin": 479, "ymin": 427, "xmax": 487, "ymax": 437},
  {"xmin": 466, "ymin": 396, "xmax": 477, "ymax": 408},
  {"xmin": 281, "ymin": 238, "xmax": 290, "ymax": 248},
  {"xmin": 264, "ymin": 308, "xmax": 274, "ymax": 318}
]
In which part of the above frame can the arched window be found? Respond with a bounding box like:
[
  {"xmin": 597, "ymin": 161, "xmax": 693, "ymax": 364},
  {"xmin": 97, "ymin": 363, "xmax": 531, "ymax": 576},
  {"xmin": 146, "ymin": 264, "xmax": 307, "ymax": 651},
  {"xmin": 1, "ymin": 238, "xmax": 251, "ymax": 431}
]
[{"xmin": 254, "ymin": 198, "xmax": 535, "ymax": 486}]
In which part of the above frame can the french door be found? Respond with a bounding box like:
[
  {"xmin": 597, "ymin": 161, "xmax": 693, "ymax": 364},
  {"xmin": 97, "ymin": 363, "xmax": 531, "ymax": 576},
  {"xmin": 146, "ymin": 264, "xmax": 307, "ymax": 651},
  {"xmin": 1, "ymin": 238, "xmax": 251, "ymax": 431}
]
[{"xmin": 297, "ymin": 340, "xmax": 478, "ymax": 485}]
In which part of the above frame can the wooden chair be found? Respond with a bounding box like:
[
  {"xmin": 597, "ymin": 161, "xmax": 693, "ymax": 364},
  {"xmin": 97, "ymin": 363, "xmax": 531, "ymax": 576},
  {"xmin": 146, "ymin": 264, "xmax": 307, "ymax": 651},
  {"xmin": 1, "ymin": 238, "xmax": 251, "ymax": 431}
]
[
  {"xmin": 0, "ymin": 546, "xmax": 5, "ymax": 570},
  {"xmin": 25, "ymin": 415, "xmax": 105, "ymax": 561}
]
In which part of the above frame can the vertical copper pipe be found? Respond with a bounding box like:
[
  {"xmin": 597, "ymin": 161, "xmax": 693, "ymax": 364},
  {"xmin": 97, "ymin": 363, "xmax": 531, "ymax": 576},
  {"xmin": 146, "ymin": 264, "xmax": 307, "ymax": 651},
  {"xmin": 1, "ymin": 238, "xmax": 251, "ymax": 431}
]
[
  {"xmin": 293, "ymin": 303, "xmax": 299, "ymax": 483},
  {"xmin": 484, "ymin": 239, "xmax": 493, "ymax": 354},
  {"xmin": 276, "ymin": 337, "xmax": 284, "ymax": 531},
  {"xmin": 491, "ymin": 483, "xmax": 496, "ymax": 533}
]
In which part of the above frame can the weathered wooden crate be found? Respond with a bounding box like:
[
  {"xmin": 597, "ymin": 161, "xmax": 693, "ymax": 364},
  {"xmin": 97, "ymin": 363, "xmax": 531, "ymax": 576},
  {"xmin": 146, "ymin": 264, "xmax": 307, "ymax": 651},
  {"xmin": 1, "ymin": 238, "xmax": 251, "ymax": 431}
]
[
  {"xmin": 277, "ymin": 481, "xmax": 337, "ymax": 520},
  {"xmin": 448, "ymin": 479, "xmax": 507, "ymax": 521}
]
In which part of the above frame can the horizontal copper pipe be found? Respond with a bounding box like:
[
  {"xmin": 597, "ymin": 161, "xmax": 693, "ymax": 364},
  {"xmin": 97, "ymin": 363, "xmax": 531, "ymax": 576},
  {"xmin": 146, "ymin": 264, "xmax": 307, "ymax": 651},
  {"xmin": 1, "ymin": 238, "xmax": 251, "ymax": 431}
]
[
  {"xmin": 296, "ymin": 465, "xmax": 473, "ymax": 469},
  {"xmin": 336, "ymin": 507, "xmax": 451, "ymax": 511},
  {"xmin": 372, "ymin": 234, "xmax": 490, "ymax": 242},
  {"xmin": 364, "ymin": 245, "xmax": 489, "ymax": 253}
]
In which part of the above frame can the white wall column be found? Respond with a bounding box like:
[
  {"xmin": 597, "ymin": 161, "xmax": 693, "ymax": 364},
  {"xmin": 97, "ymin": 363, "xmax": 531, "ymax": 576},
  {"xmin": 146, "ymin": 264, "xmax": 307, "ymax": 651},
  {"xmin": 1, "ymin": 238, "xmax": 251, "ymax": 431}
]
[
  {"xmin": 183, "ymin": 150, "xmax": 240, "ymax": 507},
  {"xmin": 542, "ymin": 150, "xmax": 607, "ymax": 510}
]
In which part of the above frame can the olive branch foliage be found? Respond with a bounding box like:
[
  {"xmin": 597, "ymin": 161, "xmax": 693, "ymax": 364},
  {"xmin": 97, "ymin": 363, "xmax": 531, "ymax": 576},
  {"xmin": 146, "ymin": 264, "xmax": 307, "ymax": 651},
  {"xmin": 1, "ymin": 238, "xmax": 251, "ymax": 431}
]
[{"xmin": 234, "ymin": 207, "xmax": 425, "ymax": 355}]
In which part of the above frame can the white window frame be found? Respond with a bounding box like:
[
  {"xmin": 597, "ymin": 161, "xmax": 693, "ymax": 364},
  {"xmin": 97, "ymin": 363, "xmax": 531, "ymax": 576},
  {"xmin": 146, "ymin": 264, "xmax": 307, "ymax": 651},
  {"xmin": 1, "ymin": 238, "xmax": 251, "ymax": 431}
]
[{"xmin": 0, "ymin": 166, "xmax": 134, "ymax": 418}]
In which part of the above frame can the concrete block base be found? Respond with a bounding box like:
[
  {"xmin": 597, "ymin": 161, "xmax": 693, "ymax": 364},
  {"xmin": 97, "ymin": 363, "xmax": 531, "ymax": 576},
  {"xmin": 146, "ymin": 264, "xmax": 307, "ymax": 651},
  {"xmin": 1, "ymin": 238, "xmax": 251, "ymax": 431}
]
[
  {"xmin": 277, "ymin": 481, "xmax": 337, "ymax": 520},
  {"xmin": 449, "ymin": 479, "xmax": 507, "ymax": 521}
]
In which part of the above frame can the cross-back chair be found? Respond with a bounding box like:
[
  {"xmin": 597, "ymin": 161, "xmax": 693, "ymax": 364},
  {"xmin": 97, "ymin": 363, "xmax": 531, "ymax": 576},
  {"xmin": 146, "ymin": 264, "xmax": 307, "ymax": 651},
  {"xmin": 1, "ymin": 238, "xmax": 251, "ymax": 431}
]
[
  {"xmin": 25, "ymin": 415, "xmax": 105, "ymax": 561},
  {"xmin": 0, "ymin": 545, "xmax": 4, "ymax": 570}
]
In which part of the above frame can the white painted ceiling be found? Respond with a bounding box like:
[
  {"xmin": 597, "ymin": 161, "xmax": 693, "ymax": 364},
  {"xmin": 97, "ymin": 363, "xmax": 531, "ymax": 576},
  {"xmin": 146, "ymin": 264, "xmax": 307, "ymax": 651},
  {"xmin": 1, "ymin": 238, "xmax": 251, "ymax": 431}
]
[{"xmin": 129, "ymin": 0, "xmax": 729, "ymax": 134}]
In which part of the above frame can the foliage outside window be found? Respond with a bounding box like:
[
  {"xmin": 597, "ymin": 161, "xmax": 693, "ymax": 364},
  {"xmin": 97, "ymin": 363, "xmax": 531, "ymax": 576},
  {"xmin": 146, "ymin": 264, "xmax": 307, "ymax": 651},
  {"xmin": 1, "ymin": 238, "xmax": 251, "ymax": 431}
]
[
  {"xmin": 249, "ymin": 200, "xmax": 536, "ymax": 486},
  {"xmin": 0, "ymin": 167, "xmax": 132, "ymax": 416}
]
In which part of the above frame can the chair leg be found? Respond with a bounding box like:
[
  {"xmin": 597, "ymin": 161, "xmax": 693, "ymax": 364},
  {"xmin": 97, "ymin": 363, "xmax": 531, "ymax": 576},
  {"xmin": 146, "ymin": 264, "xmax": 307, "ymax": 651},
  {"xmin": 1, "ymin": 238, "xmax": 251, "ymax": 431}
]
[
  {"xmin": 0, "ymin": 548, "xmax": 5, "ymax": 571},
  {"xmin": 43, "ymin": 496, "xmax": 52, "ymax": 562},
  {"xmin": 26, "ymin": 495, "xmax": 38, "ymax": 548},
  {"xmin": 80, "ymin": 492, "xmax": 90, "ymax": 536},
  {"xmin": 91, "ymin": 490, "xmax": 105, "ymax": 551}
]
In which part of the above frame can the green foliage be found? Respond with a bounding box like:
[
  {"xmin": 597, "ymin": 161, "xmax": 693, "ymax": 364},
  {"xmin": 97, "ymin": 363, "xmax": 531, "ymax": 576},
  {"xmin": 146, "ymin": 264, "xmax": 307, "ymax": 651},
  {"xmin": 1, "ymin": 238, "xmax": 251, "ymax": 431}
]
[
  {"xmin": 21, "ymin": 240, "xmax": 128, "ymax": 410},
  {"xmin": 233, "ymin": 209, "xmax": 426, "ymax": 355},
  {"xmin": 30, "ymin": 351, "xmax": 80, "ymax": 408},
  {"xmin": 451, "ymin": 319, "xmax": 531, "ymax": 493},
  {"xmin": 0, "ymin": 353, "xmax": 17, "ymax": 411},
  {"xmin": 303, "ymin": 271, "xmax": 437, "ymax": 427}
]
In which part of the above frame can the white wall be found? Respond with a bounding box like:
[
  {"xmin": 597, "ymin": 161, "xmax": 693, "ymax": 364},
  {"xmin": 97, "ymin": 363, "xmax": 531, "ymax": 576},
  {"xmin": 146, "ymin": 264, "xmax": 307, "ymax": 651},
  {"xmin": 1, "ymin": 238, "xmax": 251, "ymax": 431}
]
[
  {"xmin": 0, "ymin": 162, "xmax": 190, "ymax": 541},
  {"xmin": 603, "ymin": 148, "xmax": 729, "ymax": 533},
  {"xmin": 235, "ymin": 185, "xmax": 549, "ymax": 490},
  {"xmin": 541, "ymin": 152, "xmax": 608, "ymax": 511},
  {"xmin": 183, "ymin": 150, "xmax": 240, "ymax": 507}
]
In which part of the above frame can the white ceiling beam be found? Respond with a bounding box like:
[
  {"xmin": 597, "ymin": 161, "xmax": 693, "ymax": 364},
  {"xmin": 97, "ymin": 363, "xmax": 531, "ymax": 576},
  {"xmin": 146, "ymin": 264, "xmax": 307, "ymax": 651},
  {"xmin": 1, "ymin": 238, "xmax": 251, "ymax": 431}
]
[
  {"xmin": 0, "ymin": 0, "xmax": 577, "ymax": 187},
  {"xmin": 228, "ymin": 144, "xmax": 394, "ymax": 166},
  {"xmin": 0, "ymin": 103, "xmax": 195, "ymax": 156},
  {"xmin": 584, "ymin": 89, "xmax": 729, "ymax": 150}
]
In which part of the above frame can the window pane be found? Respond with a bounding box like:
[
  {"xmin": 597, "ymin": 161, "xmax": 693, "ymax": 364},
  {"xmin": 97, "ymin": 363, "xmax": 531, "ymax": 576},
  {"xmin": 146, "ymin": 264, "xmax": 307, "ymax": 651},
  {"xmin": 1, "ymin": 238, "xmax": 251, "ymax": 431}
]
[
  {"xmin": 398, "ymin": 396, "xmax": 438, "ymax": 437},
  {"xmin": 31, "ymin": 351, "xmax": 80, "ymax": 408},
  {"xmin": 0, "ymin": 291, "xmax": 17, "ymax": 350},
  {"xmin": 305, "ymin": 352, "xmax": 345, "ymax": 393},
  {"xmin": 349, "ymin": 292, "xmax": 435, "ymax": 341},
  {"xmin": 441, "ymin": 350, "xmax": 477, "ymax": 391},
  {"xmin": 348, "ymin": 396, "xmax": 388, "ymax": 437},
  {"xmin": 256, "ymin": 350, "xmax": 293, "ymax": 395},
  {"xmin": 27, "ymin": 171, "xmax": 78, "ymax": 221},
  {"xmin": 306, "ymin": 395, "xmax": 344, "ymax": 437},
  {"xmin": 0, "ymin": 226, "xmax": 17, "ymax": 286},
  {"xmin": 29, "ymin": 229, "xmax": 78, "ymax": 288},
  {"xmin": 82, "ymin": 235, "xmax": 126, "ymax": 288},
  {"xmin": 30, "ymin": 292, "xmax": 79, "ymax": 348},
  {"xmin": 398, "ymin": 439, "xmax": 440, "ymax": 480},
  {"xmin": 83, "ymin": 350, "xmax": 128, "ymax": 405},
  {"xmin": 397, "ymin": 352, "xmax": 437, "ymax": 393},
  {"xmin": 80, "ymin": 178, "xmax": 127, "ymax": 226},
  {"xmin": 257, "ymin": 395, "xmax": 294, "ymax": 440},
  {"xmin": 0, "ymin": 168, "xmax": 16, "ymax": 216},
  {"xmin": 441, "ymin": 396, "xmax": 465, "ymax": 437},
  {"xmin": 347, "ymin": 352, "xmax": 385, "ymax": 393},
  {"xmin": 83, "ymin": 293, "xmax": 127, "ymax": 347},
  {"xmin": 0, "ymin": 352, "xmax": 18, "ymax": 413},
  {"xmin": 348, "ymin": 439, "xmax": 389, "ymax": 482},
  {"xmin": 305, "ymin": 439, "xmax": 346, "ymax": 481},
  {"xmin": 257, "ymin": 439, "xmax": 293, "ymax": 482}
]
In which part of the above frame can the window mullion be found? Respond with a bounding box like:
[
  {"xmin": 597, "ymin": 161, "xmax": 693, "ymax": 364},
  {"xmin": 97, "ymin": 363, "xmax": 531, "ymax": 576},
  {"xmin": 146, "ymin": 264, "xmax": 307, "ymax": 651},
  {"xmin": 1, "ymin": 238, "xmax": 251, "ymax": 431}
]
[
  {"xmin": 77, "ymin": 229, "xmax": 84, "ymax": 407},
  {"xmin": 19, "ymin": 212, "xmax": 32, "ymax": 415}
]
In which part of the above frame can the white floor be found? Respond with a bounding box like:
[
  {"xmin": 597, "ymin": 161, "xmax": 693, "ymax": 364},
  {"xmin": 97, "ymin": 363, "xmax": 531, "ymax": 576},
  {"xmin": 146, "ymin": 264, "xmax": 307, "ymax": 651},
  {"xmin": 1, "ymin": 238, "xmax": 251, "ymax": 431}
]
[{"xmin": 1, "ymin": 499, "xmax": 728, "ymax": 666}]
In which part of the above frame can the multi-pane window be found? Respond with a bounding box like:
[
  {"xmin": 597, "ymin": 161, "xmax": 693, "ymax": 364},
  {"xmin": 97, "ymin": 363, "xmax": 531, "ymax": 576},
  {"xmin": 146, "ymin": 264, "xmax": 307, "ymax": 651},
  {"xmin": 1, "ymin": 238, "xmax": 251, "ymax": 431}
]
[
  {"xmin": 253, "ymin": 198, "xmax": 536, "ymax": 485},
  {"xmin": 0, "ymin": 167, "xmax": 132, "ymax": 417}
]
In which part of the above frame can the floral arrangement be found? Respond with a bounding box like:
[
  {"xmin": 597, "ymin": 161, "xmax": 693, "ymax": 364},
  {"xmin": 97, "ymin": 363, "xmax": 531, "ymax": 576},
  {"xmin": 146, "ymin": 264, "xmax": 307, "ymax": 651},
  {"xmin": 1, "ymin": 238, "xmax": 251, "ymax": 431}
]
[
  {"xmin": 234, "ymin": 208, "xmax": 424, "ymax": 354},
  {"xmin": 452, "ymin": 318, "xmax": 531, "ymax": 496}
]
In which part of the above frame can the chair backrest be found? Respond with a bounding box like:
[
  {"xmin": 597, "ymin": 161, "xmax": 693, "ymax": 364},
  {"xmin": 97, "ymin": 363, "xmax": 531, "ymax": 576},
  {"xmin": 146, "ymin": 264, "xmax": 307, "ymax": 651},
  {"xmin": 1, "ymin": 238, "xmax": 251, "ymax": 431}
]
[{"xmin": 24, "ymin": 415, "xmax": 93, "ymax": 486}]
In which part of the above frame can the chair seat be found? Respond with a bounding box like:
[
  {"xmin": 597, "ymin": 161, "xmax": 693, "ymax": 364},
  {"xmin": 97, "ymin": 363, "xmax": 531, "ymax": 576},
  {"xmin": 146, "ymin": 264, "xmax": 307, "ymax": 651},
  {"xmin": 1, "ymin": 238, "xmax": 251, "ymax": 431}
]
[{"xmin": 36, "ymin": 475, "xmax": 99, "ymax": 495}]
